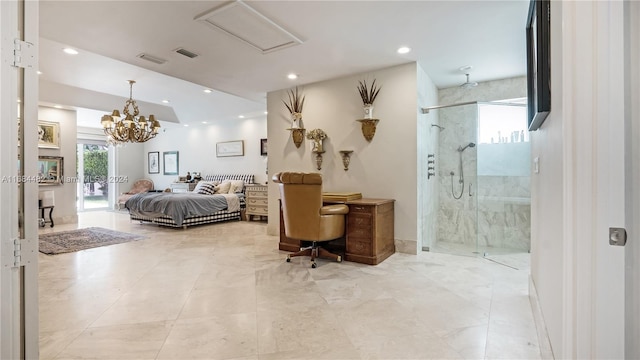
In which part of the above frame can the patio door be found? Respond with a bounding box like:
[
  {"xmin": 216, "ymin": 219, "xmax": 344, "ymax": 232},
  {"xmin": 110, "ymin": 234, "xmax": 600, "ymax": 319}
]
[
  {"xmin": 0, "ymin": 0, "xmax": 39, "ymax": 358},
  {"xmin": 77, "ymin": 143, "xmax": 109, "ymax": 211}
]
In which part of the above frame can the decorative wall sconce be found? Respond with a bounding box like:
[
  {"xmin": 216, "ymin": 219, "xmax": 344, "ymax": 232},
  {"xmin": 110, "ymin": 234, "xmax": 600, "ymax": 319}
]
[
  {"xmin": 287, "ymin": 128, "xmax": 305, "ymax": 148},
  {"xmin": 356, "ymin": 118, "xmax": 379, "ymax": 142},
  {"xmin": 339, "ymin": 150, "xmax": 354, "ymax": 171},
  {"xmin": 314, "ymin": 151, "xmax": 325, "ymax": 170}
]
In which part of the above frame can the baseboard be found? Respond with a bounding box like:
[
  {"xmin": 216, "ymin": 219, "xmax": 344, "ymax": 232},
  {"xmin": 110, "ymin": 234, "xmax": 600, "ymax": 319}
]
[
  {"xmin": 395, "ymin": 239, "xmax": 418, "ymax": 255},
  {"xmin": 529, "ymin": 276, "xmax": 555, "ymax": 359}
]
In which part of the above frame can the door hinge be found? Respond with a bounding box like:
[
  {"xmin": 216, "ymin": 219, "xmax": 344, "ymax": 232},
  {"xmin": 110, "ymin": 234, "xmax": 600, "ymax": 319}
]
[
  {"xmin": 13, "ymin": 39, "xmax": 36, "ymax": 69},
  {"xmin": 13, "ymin": 238, "xmax": 22, "ymax": 267},
  {"xmin": 609, "ymin": 227, "xmax": 627, "ymax": 246}
]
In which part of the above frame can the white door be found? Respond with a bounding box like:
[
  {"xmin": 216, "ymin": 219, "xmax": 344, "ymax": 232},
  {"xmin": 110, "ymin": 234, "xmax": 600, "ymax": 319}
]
[
  {"xmin": 624, "ymin": 2, "xmax": 640, "ymax": 358},
  {"xmin": 0, "ymin": 0, "xmax": 39, "ymax": 358}
]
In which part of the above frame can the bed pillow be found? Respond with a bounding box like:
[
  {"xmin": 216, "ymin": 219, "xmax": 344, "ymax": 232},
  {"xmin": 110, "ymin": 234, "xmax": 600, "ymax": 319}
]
[
  {"xmin": 192, "ymin": 181, "xmax": 218, "ymax": 193},
  {"xmin": 215, "ymin": 181, "xmax": 232, "ymax": 194},
  {"xmin": 224, "ymin": 179, "xmax": 245, "ymax": 194},
  {"xmin": 195, "ymin": 182, "xmax": 217, "ymax": 195}
]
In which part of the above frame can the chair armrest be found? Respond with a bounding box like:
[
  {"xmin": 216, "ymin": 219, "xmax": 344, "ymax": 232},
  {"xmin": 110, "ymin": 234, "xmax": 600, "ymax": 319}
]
[{"xmin": 320, "ymin": 204, "xmax": 349, "ymax": 215}]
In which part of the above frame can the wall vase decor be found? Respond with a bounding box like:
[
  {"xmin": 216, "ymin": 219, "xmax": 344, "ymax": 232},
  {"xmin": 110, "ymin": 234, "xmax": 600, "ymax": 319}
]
[
  {"xmin": 291, "ymin": 112, "xmax": 302, "ymax": 129},
  {"xmin": 314, "ymin": 151, "xmax": 325, "ymax": 171},
  {"xmin": 356, "ymin": 119, "xmax": 379, "ymax": 142},
  {"xmin": 339, "ymin": 150, "xmax": 354, "ymax": 171},
  {"xmin": 363, "ymin": 104, "xmax": 374, "ymax": 119},
  {"xmin": 283, "ymin": 87, "xmax": 306, "ymax": 147}
]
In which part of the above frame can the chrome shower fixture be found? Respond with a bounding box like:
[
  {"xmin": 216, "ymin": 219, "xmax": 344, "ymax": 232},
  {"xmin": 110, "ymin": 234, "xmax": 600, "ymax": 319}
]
[
  {"xmin": 457, "ymin": 142, "xmax": 476, "ymax": 152},
  {"xmin": 431, "ymin": 124, "xmax": 445, "ymax": 131},
  {"xmin": 460, "ymin": 73, "xmax": 478, "ymax": 89}
]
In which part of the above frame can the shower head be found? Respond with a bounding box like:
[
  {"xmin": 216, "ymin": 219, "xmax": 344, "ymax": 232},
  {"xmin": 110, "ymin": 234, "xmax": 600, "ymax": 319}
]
[
  {"xmin": 460, "ymin": 73, "xmax": 478, "ymax": 89},
  {"xmin": 457, "ymin": 142, "xmax": 476, "ymax": 152}
]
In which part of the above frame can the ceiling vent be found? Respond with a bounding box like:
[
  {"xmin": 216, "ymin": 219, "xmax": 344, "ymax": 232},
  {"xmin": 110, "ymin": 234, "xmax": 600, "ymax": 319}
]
[
  {"xmin": 175, "ymin": 48, "xmax": 199, "ymax": 59},
  {"xmin": 137, "ymin": 53, "xmax": 167, "ymax": 65},
  {"xmin": 195, "ymin": 0, "xmax": 303, "ymax": 54}
]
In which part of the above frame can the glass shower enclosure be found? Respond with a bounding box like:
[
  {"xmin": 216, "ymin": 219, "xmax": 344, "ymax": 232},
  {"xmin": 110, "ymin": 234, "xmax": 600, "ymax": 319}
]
[{"xmin": 425, "ymin": 100, "xmax": 531, "ymax": 258}]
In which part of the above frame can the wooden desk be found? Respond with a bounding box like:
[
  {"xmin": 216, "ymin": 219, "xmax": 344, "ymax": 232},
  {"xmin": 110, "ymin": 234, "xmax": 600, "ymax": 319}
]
[{"xmin": 279, "ymin": 198, "xmax": 395, "ymax": 265}]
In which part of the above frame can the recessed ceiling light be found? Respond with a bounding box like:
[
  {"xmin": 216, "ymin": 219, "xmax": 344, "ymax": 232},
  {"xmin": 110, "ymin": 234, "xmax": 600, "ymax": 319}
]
[
  {"xmin": 162, "ymin": 99, "xmax": 170, "ymax": 104},
  {"xmin": 202, "ymin": 121, "xmax": 208, "ymax": 124},
  {"xmin": 63, "ymin": 48, "xmax": 78, "ymax": 55},
  {"xmin": 238, "ymin": 115, "xmax": 245, "ymax": 119},
  {"xmin": 203, "ymin": 89, "xmax": 212, "ymax": 93},
  {"xmin": 37, "ymin": 71, "xmax": 42, "ymax": 75},
  {"xmin": 397, "ymin": 46, "xmax": 411, "ymax": 54},
  {"xmin": 264, "ymin": 111, "xmax": 268, "ymax": 115},
  {"xmin": 54, "ymin": 105, "xmax": 62, "ymax": 109},
  {"xmin": 183, "ymin": 124, "xmax": 189, "ymax": 127},
  {"xmin": 287, "ymin": 73, "xmax": 298, "ymax": 80}
]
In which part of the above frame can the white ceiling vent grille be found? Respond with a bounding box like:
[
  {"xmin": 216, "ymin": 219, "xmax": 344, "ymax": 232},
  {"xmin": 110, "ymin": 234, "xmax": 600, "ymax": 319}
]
[
  {"xmin": 195, "ymin": 0, "xmax": 303, "ymax": 54},
  {"xmin": 175, "ymin": 48, "xmax": 199, "ymax": 59},
  {"xmin": 137, "ymin": 53, "xmax": 167, "ymax": 65}
]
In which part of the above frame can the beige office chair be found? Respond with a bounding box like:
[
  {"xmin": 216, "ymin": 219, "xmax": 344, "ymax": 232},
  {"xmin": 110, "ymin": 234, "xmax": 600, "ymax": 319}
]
[{"xmin": 272, "ymin": 171, "xmax": 349, "ymax": 268}]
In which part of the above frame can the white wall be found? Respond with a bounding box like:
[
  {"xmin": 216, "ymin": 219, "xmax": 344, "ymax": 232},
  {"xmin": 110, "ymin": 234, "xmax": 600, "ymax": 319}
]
[
  {"xmin": 114, "ymin": 142, "xmax": 145, "ymax": 198},
  {"xmin": 266, "ymin": 62, "xmax": 419, "ymax": 252},
  {"xmin": 143, "ymin": 117, "xmax": 268, "ymax": 190},
  {"xmin": 528, "ymin": 1, "xmax": 564, "ymax": 355},
  {"xmin": 37, "ymin": 107, "xmax": 78, "ymax": 224}
]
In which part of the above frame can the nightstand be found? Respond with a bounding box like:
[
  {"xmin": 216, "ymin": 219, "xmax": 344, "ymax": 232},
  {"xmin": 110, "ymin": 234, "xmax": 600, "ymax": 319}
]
[
  {"xmin": 245, "ymin": 184, "xmax": 268, "ymax": 221},
  {"xmin": 170, "ymin": 182, "xmax": 196, "ymax": 193}
]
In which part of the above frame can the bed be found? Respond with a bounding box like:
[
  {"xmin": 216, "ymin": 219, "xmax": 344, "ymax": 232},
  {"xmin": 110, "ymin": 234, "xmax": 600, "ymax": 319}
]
[{"xmin": 127, "ymin": 174, "xmax": 254, "ymax": 228}]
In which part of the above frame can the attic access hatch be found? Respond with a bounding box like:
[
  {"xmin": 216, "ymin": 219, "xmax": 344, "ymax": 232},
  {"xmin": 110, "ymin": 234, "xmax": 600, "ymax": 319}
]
[{"xmin": 195, "ymin": 0, "xmax": 303, "ymax": 54}]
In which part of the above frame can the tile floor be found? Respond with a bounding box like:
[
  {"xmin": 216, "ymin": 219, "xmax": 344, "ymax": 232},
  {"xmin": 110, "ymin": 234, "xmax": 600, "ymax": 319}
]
[{"xmin": 38, "ymin": 211, "xmax": 542, "ymax": 360}]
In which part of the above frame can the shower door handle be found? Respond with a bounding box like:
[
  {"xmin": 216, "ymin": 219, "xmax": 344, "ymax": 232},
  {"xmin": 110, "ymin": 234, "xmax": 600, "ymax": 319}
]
[{"xmin": 468, "ymin": 183, "xmax": 473, "ymax": 197}]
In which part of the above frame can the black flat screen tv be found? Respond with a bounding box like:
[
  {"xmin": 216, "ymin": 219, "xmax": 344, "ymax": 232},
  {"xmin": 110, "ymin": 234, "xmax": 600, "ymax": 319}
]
[{"xmin": 526, "ymin": 0, "xmax": 551, "ymax": 131}]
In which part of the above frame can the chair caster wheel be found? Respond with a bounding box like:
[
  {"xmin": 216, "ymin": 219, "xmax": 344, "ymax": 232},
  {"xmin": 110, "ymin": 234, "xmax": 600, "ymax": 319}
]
[
  {"xmin": 311, "ymin": 263, "xmax": 317, "ymax": 268},
  {"xmin": 337, "ymin": 256, "xmax": 342, "ymax": 263}
]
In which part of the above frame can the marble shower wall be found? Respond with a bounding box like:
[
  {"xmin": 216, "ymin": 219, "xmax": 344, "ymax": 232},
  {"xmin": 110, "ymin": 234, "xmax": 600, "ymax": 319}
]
[{"xmin": 436, "ymin": 77, "xmax": 530, "ymax": 252}]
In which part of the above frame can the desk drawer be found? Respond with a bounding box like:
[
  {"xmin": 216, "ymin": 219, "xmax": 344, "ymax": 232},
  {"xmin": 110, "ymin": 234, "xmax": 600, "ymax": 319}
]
[
  {"xmin": 349, "ymin": 204, "xmax": 373, "ymax": 214},
  {"xmin": 346, "ymin": 238, "xmax": 372, "ymax": 256}
]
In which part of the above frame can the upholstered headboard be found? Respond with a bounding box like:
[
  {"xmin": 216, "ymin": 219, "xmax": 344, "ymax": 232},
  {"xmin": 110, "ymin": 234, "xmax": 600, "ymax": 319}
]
[{"xmin": 202, "ymin": 174, "xmax": 254, "ymax": 185}]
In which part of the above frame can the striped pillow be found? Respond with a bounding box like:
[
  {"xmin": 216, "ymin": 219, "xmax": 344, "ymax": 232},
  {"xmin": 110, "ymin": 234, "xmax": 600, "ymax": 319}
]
[{"xmin": 196, "ymin": 182, "xmax": 217, "ymax": 195}]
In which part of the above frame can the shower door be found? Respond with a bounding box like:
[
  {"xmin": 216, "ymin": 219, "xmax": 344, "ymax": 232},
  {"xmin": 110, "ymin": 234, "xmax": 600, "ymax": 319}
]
[{"xmin": 433, "ymin": 103, "xmax": 479, "ymax": 256}]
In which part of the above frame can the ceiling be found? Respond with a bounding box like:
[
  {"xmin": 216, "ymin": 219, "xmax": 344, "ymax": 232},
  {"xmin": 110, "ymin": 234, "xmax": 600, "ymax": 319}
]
[{"xmin": 38, "ymin": 0, "xmax": 530, "ymax": 128}]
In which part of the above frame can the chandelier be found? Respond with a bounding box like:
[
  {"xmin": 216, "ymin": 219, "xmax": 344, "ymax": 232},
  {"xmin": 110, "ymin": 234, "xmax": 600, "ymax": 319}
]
[{"xmin": 100, "ymin": 80, "xmax": 161, "ymax": 144}]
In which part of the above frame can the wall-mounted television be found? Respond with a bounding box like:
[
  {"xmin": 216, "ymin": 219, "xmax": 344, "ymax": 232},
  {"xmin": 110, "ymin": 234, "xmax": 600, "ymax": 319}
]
[{"xmin": 526, "ymin": 0, "xmax": 551, "ymax": 131}]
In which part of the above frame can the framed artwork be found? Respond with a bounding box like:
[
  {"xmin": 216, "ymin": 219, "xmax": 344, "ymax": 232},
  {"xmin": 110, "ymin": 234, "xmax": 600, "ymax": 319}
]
[
  {"xmin": 526, "ymin": 0, "xmax": 551, "ymax": 131},
  {"xmin": 216, "ymin": 140, "xmax": 244, "ymax": 157},
  {"xmin": 37, "ymin": 120, "xmax": 60, "ymax": 149},
  {"xmin": 38, "ymin": 156, "xmax": 63, "ymax": 185},
  {"xmin": 163, "ymin": 151, "xmax": 179, "ymax": 175},
  {"xmin": 260, "ymin": 138, "xmax": 268, "ymax": 156},
  {"xmin": 148, "ymin": 151, "xmax": 159, "ymax": 174}
]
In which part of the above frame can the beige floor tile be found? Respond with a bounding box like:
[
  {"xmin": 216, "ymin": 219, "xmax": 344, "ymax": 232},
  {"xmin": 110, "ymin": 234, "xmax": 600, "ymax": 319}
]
[
  {"xmin": 156, "ymin": 313, "xmax": 258, "ymax": 360},
  {"xmin": 55, "ymin": 321, "xmax": 174, "ymax": 359},
  {"xmin": 38, "ymin": 211, "xmax": 541, "ymax": 359}
]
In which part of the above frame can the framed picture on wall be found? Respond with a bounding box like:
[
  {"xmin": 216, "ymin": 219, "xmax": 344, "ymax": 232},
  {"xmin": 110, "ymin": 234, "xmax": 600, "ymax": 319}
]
[
  {"xmin": 163, "ymin": 151, "xmax": 179, "ymax": 175},
  {"xmin": 37, "ymin": 121, "xmax": 60, "ymax": 149},
  {"xmin": 216, "ymin": 140, "xmax": 244, "ymax": 157},
  {"xmin": 38, "ymin": 156, "xmax": 63, "ymax": 185},
  {"xmin": 526, "ymin": 0, "xmax": 551, "ymax": 131},
  {"xmin": 148, "ymin": 151, "xmax": 159, "ymax": 174},
  {"xmin": 260, "ymin": 138, "xmax": 267, "ymax": 156}
]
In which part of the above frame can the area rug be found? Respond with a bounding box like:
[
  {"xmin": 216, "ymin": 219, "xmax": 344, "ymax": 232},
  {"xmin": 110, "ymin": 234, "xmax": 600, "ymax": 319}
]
[{"xmin": 39, "ymin": 227, "xmax": 146, "ymax": 255}]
